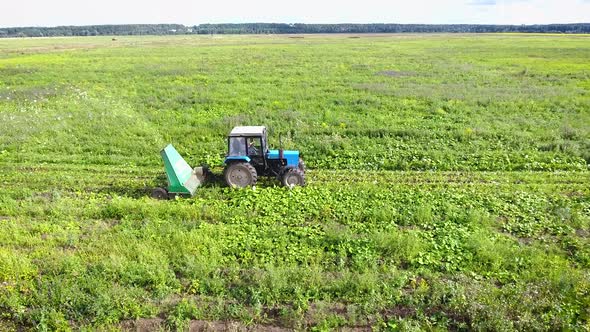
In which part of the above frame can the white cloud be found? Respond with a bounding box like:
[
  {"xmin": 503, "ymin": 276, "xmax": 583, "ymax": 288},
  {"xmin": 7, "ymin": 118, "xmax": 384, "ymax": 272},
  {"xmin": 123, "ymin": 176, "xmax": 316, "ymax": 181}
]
[
  {"xmin": 468, "ymin": 0, "xmax": 590, "ymax": 24},
  {"xmin": 1, "ymin": 0, "xmax": 589, "ymax": 27},
  {"xmin": 469, "ymin": 0, "xmax": 498, "ymax": 5}
]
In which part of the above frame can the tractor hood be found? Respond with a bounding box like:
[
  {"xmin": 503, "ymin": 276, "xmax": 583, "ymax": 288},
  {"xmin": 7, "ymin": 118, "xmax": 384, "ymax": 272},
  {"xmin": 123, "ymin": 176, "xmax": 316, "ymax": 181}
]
[{"xmin": 267, "ymin": 149, "xmax": 299, "ymax": 167}]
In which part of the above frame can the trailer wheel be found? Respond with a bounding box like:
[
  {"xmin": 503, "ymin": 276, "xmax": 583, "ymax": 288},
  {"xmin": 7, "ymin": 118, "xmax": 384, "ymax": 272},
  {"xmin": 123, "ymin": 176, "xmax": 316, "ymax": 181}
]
[
  {"xmin": 282, "ymin": 168, "xmax": 306, "ymax": 188},
  {"xmin": 151, "ymin": 187, "xmax": 168, "ymax": 200},
  {"xmin": 224, "ymin": 162, "xmax": 257, "ymax": 188}
]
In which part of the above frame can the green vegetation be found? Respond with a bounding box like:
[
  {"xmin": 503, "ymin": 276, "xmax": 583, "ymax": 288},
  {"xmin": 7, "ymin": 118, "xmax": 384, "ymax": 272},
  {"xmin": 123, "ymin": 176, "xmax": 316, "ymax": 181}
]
[
  {"xmin": 2, "ymin": 23, "xmax": 590, "ymax": 38},
  {"xmin": 0, "ymin": 34, "xmax": 589, "ymax": 330}
]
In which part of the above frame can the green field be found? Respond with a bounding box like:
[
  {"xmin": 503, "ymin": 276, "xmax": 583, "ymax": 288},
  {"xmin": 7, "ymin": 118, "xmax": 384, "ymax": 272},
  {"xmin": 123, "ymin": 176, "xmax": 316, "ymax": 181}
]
[{"xmin": 0, "ymin": 34, "xmax": 589, "ymax": 331}]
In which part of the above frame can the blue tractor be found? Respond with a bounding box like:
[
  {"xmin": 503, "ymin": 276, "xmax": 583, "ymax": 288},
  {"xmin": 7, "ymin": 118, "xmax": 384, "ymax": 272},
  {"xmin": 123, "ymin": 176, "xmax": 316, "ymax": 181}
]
[{"xmin": 224, "ymin": 126, "xmax": 306, "ymax": 188}]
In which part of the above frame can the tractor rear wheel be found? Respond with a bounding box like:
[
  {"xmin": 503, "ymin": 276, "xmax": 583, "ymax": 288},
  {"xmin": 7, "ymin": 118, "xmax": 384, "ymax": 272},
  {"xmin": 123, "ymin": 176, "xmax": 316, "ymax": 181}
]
[
  {"xmin": 282, "ymin": 168, "xmax": 306, "ymax": 188},
  {"xmin": 224, "ymin": 162, "xmax": 257, "ymax": 188}
]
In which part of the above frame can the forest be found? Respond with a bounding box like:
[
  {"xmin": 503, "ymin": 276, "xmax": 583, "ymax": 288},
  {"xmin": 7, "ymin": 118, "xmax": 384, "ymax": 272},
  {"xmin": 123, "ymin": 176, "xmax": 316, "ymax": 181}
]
[{"xmin": 1, "ymin": 23, "xmax": 589, "ymax": 38}]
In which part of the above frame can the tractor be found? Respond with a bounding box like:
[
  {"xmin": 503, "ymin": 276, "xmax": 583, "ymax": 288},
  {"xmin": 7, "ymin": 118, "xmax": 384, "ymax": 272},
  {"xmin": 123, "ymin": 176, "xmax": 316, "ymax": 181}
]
[
  {"xmin": 224, "ymin": 126, "xmax": 305, "ymax": 188},
  {"xmin": 152, "ymin": 125, "xmax": 305, "ymax": 199}
]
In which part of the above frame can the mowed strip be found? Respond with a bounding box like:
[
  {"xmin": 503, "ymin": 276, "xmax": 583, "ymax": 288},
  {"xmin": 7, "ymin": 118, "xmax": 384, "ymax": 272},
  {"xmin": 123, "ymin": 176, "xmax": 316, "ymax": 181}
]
[{"xmin": 1, "ymin": 162, "xmax": 589, "ymax": 194}]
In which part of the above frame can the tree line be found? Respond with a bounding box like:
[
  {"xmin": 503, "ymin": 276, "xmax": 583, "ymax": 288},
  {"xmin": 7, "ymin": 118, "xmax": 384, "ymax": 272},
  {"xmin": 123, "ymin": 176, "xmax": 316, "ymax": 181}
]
[{"xmin": 1, "ymin": 23, "xmax": 589, "ymax": 38}]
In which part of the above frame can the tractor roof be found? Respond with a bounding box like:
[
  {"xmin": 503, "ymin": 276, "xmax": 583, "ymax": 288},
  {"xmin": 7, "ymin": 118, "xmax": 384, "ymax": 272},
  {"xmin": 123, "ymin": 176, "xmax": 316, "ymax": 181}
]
[{"xmin": 229, "ymin": 126, "xmax": 266, "ymax": 137}]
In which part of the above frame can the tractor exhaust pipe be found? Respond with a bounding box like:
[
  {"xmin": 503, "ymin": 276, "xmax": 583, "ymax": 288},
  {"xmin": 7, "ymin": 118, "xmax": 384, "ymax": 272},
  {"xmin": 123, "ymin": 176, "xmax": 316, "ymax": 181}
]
[{"xmin": 279, "ymin": 133, "xmax": 284, "ymax": 163}]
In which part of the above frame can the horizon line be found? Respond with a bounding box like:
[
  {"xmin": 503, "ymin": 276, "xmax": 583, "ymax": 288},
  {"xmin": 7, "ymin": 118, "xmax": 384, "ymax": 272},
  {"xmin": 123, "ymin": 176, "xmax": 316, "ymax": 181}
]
[{"xmin": 2, "ymin": 22, "xmax": 590, "ymax": 29}]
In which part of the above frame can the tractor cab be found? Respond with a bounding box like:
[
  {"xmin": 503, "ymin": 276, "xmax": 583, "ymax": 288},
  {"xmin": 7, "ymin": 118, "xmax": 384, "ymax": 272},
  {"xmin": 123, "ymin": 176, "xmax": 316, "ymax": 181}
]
[
  {"xmin": 227, "ymin": 126, "xmax": 267, "ymax": 160},
  {"xmin": 224, "ymin": 126, "xmax": 305, "ymax": 188}
]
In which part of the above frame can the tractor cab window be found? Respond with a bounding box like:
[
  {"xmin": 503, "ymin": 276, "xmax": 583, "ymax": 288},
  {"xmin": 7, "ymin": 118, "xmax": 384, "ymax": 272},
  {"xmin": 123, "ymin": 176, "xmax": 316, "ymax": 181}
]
[
  {"xmin": 228, "ymin": 137, "xmax": 246, "ymax": 156},
  {"xmin": 247, "ymin": 137, "xmax": 262, "ymax": 156}
]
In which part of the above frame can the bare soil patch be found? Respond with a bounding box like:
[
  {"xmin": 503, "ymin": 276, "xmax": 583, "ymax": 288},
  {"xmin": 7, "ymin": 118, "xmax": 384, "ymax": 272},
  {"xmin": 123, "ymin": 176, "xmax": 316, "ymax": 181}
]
[
  {"xmin": 121, "ymin": 319, "xmax": 292, "ymax": 332},
  {"xmin": 376, "ymin": 70, "xmax": 414, "ymax": 77}
]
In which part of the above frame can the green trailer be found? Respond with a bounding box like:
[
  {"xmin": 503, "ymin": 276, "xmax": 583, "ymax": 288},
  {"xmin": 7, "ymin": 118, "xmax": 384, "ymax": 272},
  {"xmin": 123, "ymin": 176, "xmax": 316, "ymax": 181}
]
[{"xmin": 152, "ymin": 144, "xmax": 208, "ymax": 199}]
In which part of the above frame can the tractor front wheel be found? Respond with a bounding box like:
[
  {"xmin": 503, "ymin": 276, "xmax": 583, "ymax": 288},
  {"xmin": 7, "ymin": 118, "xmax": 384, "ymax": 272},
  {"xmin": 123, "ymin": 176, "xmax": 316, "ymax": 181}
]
[
  {"xmin": 298, "ymin": 157, "xmax": 306, "ymax": 173},
  {"xmin": 224, "ymin": 162, "xmax": 257, "ymax": 188},
  {"xmin": 282, "ymin": 168, "xmax": 306, "ymax": 188}
]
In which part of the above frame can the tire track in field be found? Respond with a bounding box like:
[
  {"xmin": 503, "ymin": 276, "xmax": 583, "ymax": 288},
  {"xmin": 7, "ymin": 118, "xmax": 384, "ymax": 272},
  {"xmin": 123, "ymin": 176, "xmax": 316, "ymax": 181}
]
[{"xmin": 1, "ymin": 162, "xmax": 588, "ymax": 198}]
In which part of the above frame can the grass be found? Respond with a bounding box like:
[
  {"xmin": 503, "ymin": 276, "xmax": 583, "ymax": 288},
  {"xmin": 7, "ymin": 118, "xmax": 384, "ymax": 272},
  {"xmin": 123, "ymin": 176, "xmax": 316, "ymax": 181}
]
[{"xmin": 0, "ymin": 34, "xmax": 589, "ymax": 330}]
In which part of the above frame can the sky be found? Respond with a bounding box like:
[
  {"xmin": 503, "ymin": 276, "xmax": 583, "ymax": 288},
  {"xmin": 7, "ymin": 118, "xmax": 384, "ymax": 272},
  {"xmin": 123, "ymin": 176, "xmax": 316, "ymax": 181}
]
[{"xmin": 1, "ymin": 0, "xmax": 590, "ymax": 28}]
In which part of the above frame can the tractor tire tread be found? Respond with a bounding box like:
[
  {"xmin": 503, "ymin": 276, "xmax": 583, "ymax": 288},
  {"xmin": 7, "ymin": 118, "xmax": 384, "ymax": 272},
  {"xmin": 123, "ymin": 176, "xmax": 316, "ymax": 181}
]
[{"xmin": 298, "ymin": 157, "xmax": 306, "ymax": 173}]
